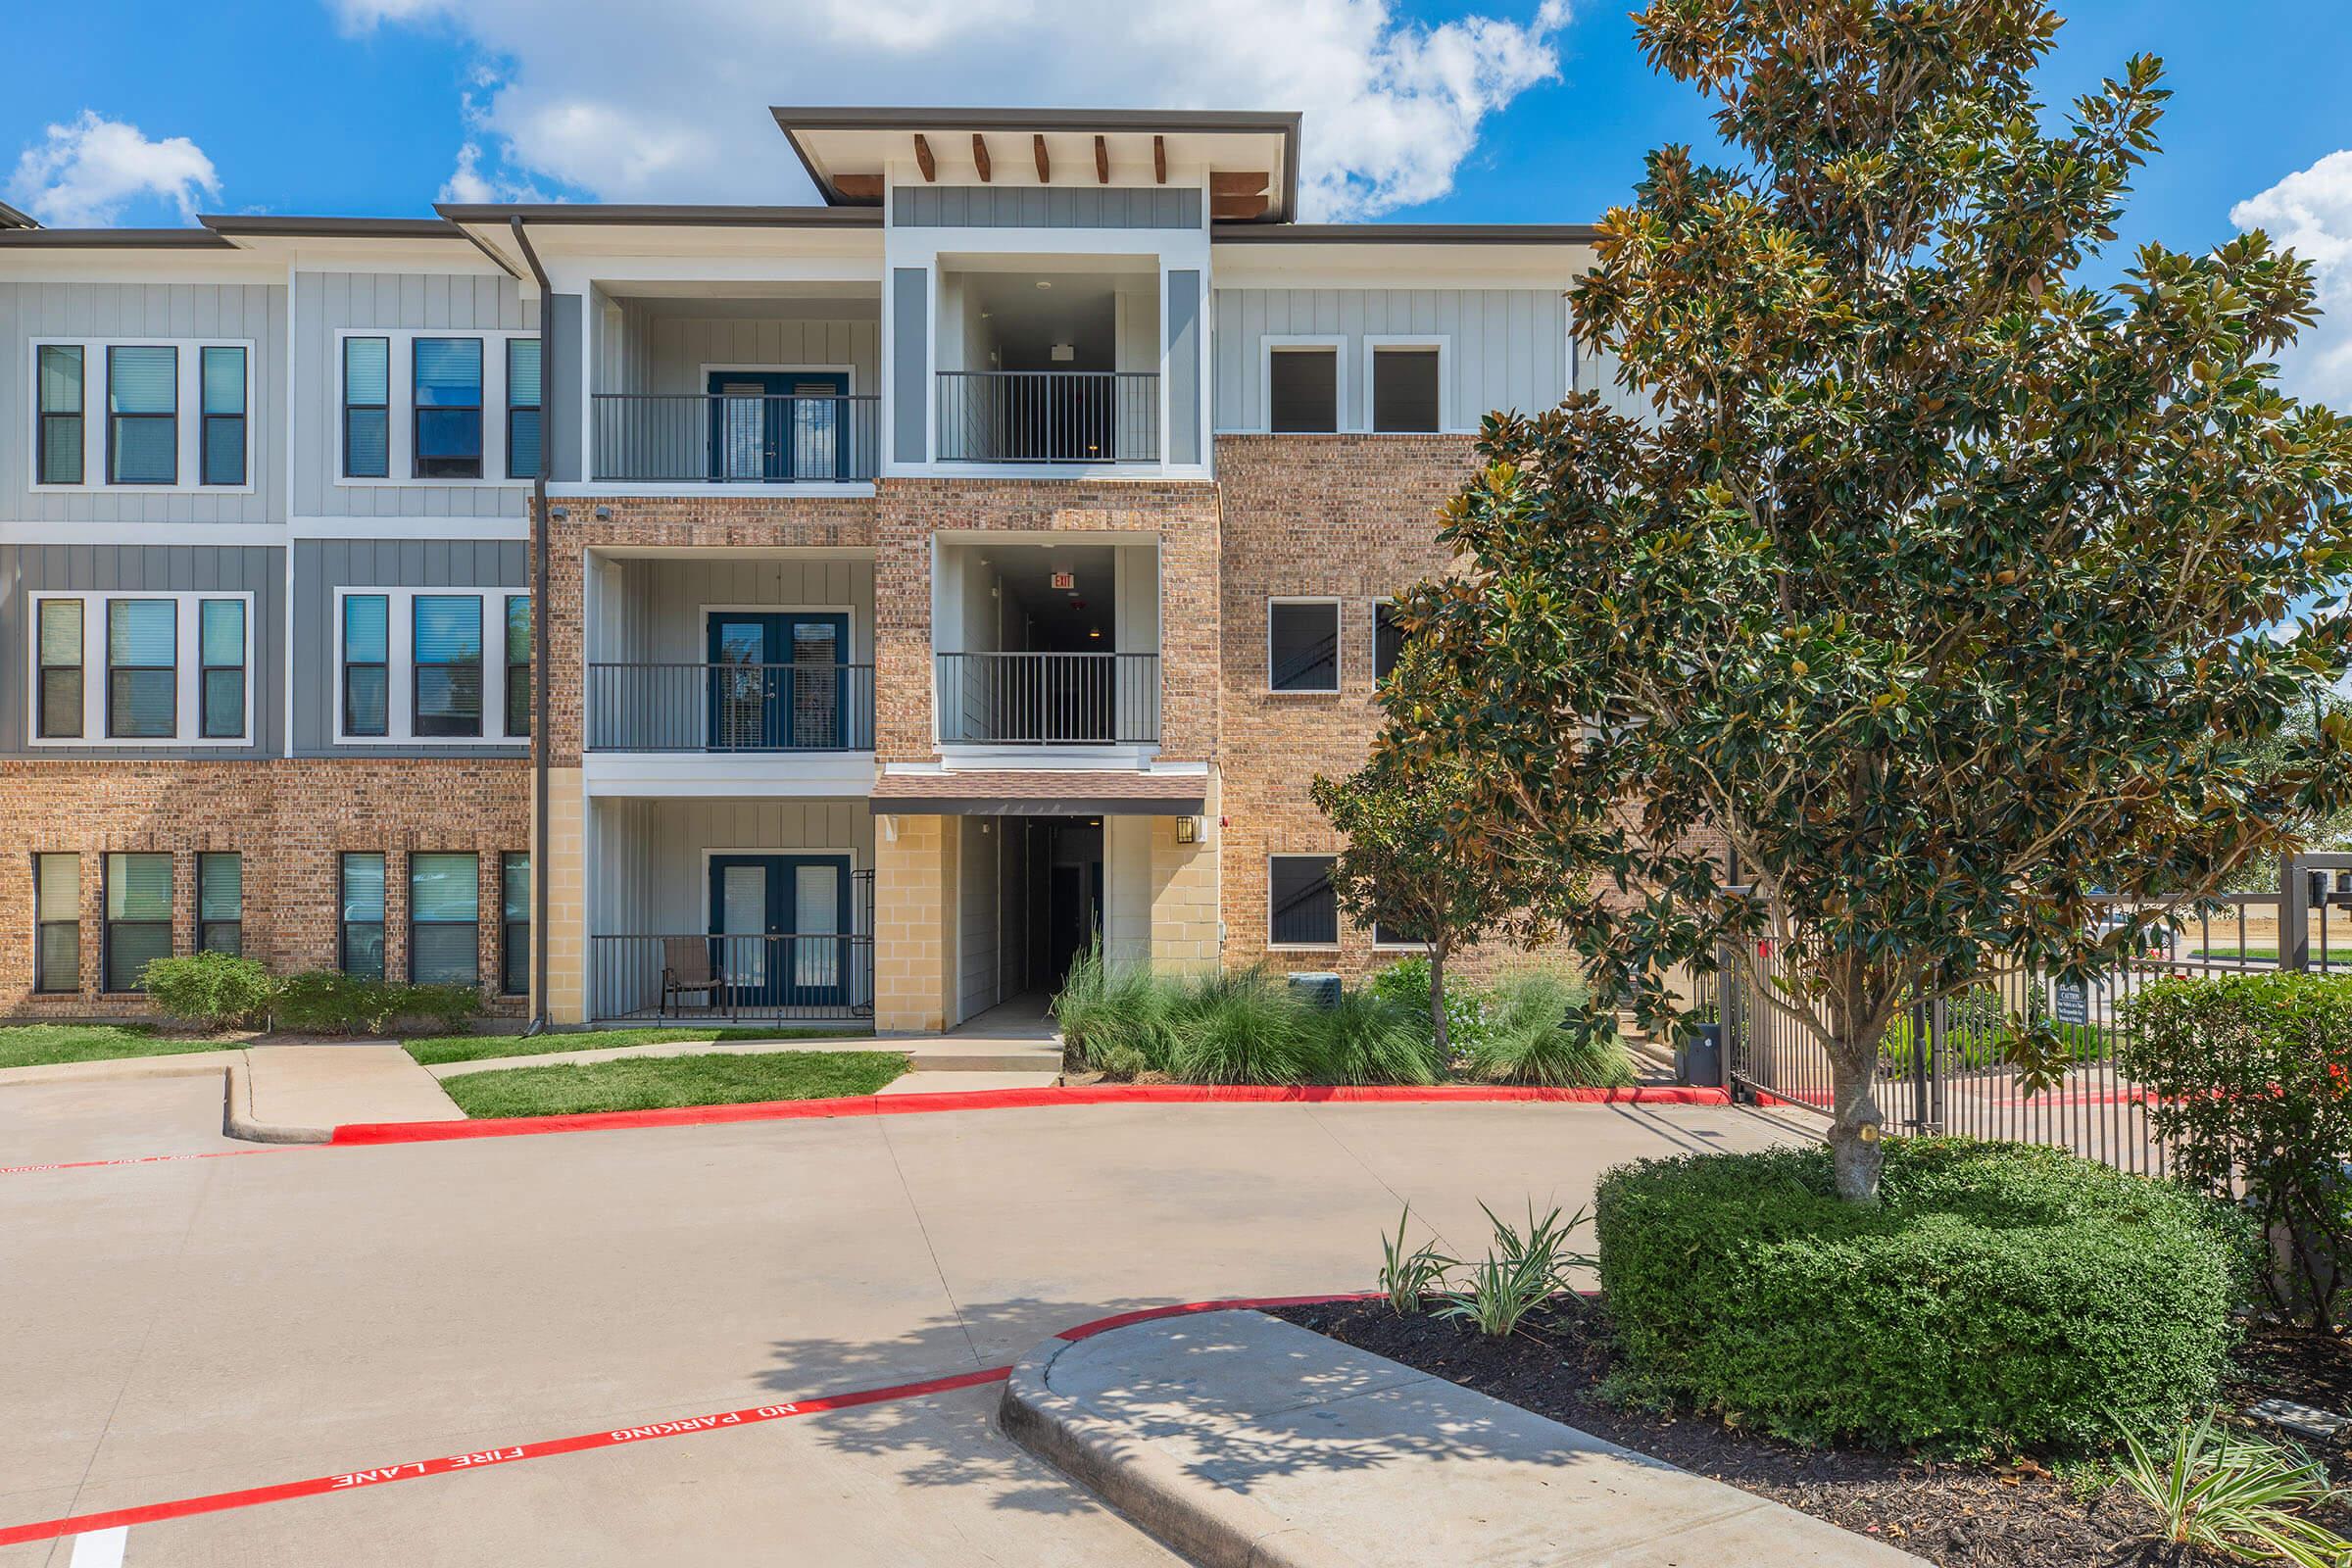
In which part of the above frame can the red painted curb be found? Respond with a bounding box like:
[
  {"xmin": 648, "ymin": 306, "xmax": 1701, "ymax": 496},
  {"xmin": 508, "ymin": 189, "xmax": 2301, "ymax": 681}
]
[
  {"xmin": 0, "ymin": 1292, "xmax": 1375, "ymax": 1549},
  {"xmin": 331, "ymin": 1082, "xmax": 1731, "ymax": 1146},
  {"xmin": 0, "ymin": 1148, "xmax": 297, "ymax": 1177}
]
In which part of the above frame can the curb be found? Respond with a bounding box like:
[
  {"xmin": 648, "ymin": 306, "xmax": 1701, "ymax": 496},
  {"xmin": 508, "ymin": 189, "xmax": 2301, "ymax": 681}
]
[
  {"xmin": 329, "ymin": 1082, "xmax": 1732, "ymax": 1145},
  {"xmin": 0, "ymin": 1051, "xmax": 245, "ymax": 1090},
  {"xmin": 1002, "ymin": 1307, "xmax": 1369, "ymax": 1568},
  {"xmin": 220, "ymin": 1056, "xmax": 336, "ymax": 1146}
]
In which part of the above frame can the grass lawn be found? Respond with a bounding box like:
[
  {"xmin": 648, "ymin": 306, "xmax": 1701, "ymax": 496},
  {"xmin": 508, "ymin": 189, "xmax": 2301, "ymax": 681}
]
[
  {"xmin": 403, "ymin": 1024, "xmax": 862, "ymax": 1067},
  {"xmin": 0, "ymin": 1024, "xmax": 224, "ymax": 1070},
  {"xmin": 437, "ymin": 1050, "xmax": 908, "ymax": 1119}
]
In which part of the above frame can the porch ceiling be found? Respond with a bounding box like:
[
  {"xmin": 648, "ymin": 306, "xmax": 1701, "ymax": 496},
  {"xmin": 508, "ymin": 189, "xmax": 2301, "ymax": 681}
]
[{"xmin": 873, "ymin": 770, "xmax": 1201, "ymax": 815}]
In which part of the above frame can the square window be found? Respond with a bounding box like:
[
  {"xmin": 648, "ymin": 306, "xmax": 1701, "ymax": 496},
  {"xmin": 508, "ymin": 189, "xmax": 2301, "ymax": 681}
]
[
  {"xmin": 1268, "ymin": 600, "xmax": 1340, "ymax": 693},
  {"xmin": 1371, "ymin": 347, "xmax": 1441, "ymax": 433},
  {"xmin": 1269, "ymin": 348, "xmax": 1338, "ymax": 433},
  {"xmin": 1269, "ymin": 856, "xmax": 1339, "ymax": 947}
]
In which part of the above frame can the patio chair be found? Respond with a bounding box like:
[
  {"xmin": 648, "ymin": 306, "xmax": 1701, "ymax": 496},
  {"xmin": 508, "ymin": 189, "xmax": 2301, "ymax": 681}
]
[{"xmin": 661, "ymin": 936, "xmax": 726, "ymax": 1017}]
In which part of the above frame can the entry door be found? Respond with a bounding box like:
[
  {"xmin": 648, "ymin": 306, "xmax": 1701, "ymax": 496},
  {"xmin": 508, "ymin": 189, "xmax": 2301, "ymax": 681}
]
[
  {"xmin": 707, "ymin": 371, "xmax": 849, "ymax": 481},
  {"xmin": 707, "ymin": 612, "xmax": 851, "ymax": 750},
  {"xmin": 709, "ymin": 855, "xmax": 853, "ymax": 1006}
]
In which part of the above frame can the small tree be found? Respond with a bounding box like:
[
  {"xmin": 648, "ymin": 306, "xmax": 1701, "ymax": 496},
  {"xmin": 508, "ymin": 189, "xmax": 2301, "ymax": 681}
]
[{"xmin": 1390, "ymin": 0, "xmax": 2352, "ymax": 1201}]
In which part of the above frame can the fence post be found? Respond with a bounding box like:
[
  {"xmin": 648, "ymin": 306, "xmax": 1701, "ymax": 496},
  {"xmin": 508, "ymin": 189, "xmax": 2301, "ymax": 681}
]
[{"xmin": 2282, "ymin": 853, "xmax": 2312, "ymax": 972}]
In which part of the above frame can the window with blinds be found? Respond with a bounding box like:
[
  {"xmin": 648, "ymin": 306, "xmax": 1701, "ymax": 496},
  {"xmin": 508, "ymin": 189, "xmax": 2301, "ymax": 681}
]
[
  {"xmin": 200, "ymin": 346, "xmax": 247, "ymax": 485},
  {"xmin": 34, "ymin": 854, "xmax": 80, "ymax": 994},
  {"xmin": 413, "ymin": 337, "xmax": 483, "ymax": 478},
  {"xmin": 500, "ymin": 853, "xmax": 529, "ymax": 997},
  {"xmin": 341, "ymin": 853, "xmax": 385, "ymax": 981},
  {"xmin": 199, "ymin": 599, "xmax": 246, "ymax": 739},
  {"xmin": 107, "ymin": 346, "xmax": 178, "ymax": 484},
  {"xmin": 104, "ymin": 852, "xmax": 173, "ymax": 992},
  {"xmin": 410, "ymin": 853, "xmax": 480, "ymax": 988},
  {"xmin": 504, "ymin": 596, "xmax": 531, "ymax": 738},
  {"xmin": 37, "ymin": 599, "xmax": 82, "ymax": 740},
  {"xmin": 507, "ymin": 338, "xmax": 542, "ymax": 479},
  {"xmin": 107, "ymin": 599, "xmax": 175, "ymax": 739},
  {"xmin": 414, "ymin": 595, "xmax": 484, "ymax": 737},
  {"xmin": 37, "ymin": 345, "xmax": 82, "ymax": 485},
  {"xmin": 344, "ymin": 336, "xmax": 390, "ymax": 478},
  {"xmin": 199, "ymin": 853, "xmax": 242, "ymax": 955},
  {"xmin": 343, "ymin": 595, "xmax": 390, "ymax": 738}
]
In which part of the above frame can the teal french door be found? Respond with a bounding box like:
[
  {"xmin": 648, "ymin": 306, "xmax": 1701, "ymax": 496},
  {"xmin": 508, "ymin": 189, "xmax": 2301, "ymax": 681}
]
[
  {"xmin": 709, "ymin": 854, "xmax": 853, "ymax": 1007},
  {"xmin": 707, "ymin": 370, "xmax": 850, "ymax": 481},
  {"xmin": 707, "ymin": 612, "xmax": 851, "ymax": 750}
]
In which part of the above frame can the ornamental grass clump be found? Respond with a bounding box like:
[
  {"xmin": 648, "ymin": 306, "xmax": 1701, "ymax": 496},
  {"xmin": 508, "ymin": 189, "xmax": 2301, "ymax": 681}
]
[
  {"xmin": 1464, "ymin": 971, "xmax": 1635, "ymax": 1088},
  {"xmin": 1052, "ymin": 947, "xmax": 1179, "ymax": 1078},
  {"xmin": 1165, "ymin": 967, "xmax": 1322, "ymax": 1085},
  {"xmin": 1315, "ymin": 988, "xmax": 1445, "ymax": 1086},
  {"xmin": 1594, "ymin": 1140, "xmax": 2249, "ymax": 1450}
]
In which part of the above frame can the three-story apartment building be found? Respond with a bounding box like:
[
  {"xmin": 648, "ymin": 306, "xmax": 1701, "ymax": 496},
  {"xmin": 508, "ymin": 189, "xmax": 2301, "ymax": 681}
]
[{"xmin": 0, "ymin": 108, "xmax": 1618, "ymax": 1033}]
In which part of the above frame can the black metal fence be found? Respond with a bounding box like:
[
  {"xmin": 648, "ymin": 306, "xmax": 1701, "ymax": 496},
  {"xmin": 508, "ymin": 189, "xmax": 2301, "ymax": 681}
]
[
  {"xmin": 934, "ymin": 651, "xmax": 1159, "ymax": 744},
  {"xmin": 936, "ymin": 370, "xmax": 1158, "ymax": 464},
  {"xmin": 591, "ymin": 393, "xmax": 881, "ymax": 483},
  {"xmin": 586, "ymin": 662, "xmax": 875, "ymax": 752},
  {"xmin": 1722, "ymin": 854, "xmax": 2352, "ymax": 1178},
  {"xmin": 589, "ymin": 933, "xmax": 875, "ymax": 1023}
]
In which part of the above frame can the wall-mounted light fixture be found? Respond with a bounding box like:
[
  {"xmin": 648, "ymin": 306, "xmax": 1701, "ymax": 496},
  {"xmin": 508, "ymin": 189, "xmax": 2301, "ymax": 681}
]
[{"xmin": 1174, "ymin": 815, "xmax": 1199, "ymax": 844}]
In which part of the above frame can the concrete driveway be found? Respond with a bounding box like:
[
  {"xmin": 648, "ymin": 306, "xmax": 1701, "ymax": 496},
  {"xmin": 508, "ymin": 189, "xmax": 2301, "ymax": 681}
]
[{"xmin": 0, "ymin": 1079, "xmax": 1801, "ymax": 1565}]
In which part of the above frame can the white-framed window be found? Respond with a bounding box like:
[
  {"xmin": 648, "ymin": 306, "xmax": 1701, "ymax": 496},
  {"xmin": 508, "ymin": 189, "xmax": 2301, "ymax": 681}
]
[
  {"xmin": 28, "ymin": 338, "xmax": 255, "ymax": 495},
  {"xmin": 1363, "ymin": 336, "xmax": 1449, "ymax": 433},
  {"xmin": 1261, "ymin": 337, "xmax": 1345, "ymax": 433},
  {"xmin": 1267, "ymin": 597, "xmax": 1342, "ymax": 694},
  {"xmin": 1268, "ymin": 854, "xmax": 1341, "ymax": 949},
  {"xmin": 24, "ymin": 591, "xmax": 255, "ymax": 747},
  {"xmin": 332, "ymin": 328, "xmax": 537, "ymax": 487},
  {"xmin": 331, "ymin": 586, "xmax": 528, "ymax": 746}
]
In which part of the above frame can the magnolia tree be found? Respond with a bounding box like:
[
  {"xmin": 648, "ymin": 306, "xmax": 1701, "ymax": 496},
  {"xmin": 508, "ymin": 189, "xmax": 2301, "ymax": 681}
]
[{"xmin": 1387, "ymin": 0, "xmax": 2352, "ymax": 1201}]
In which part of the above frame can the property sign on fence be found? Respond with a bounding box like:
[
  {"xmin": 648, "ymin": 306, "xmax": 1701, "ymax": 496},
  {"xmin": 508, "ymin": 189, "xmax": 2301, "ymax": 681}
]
[{"xmin": 2051, "ymin": 979, "xmax": 2091, "ymax": 1027}]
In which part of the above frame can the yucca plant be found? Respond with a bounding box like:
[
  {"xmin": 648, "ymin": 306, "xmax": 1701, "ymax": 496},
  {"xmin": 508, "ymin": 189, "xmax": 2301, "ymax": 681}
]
[
  {"xmin": 1463, "ymin": 970, "xmax": 1636, "ymax": 1088},
  {"xmin": 2115, "ymin": 1409, "xmax": 2352, "ymax": 1568},
  {"xmin": 1435, "ymin": 1200, "xmax": 1593, "ymax": 1338},
  {"xmin": 1377, "ymin": 1206, "xmax": 1454, "ymax": 1315}
]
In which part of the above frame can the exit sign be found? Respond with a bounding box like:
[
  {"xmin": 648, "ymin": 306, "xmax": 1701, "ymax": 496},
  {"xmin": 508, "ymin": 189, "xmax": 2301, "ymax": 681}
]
[{"xmin": 1052, "ymin": 571, "xmax": 1075, "ymax": 590}]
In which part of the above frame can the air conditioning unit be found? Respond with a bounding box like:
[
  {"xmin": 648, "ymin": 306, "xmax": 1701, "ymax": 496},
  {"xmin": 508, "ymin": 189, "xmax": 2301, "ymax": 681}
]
[{"xmin": 1287, "ymin": 972, "xmax": 1343, "ymax": 1010}]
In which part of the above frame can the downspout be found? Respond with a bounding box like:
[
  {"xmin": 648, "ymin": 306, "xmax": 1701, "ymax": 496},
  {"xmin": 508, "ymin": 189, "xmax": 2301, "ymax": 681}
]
[{"xmin": 512, "ymin": 217, "xmax": 554, "ymax": 1036}]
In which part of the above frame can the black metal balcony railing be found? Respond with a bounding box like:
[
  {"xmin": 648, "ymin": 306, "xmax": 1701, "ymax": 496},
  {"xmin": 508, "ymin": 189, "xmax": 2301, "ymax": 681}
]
[
  {"xmin": 936, "ymin": 371, "xmax": 1158, "ymax": 464},
  {"xmin": 591, "ymin": 393, "xmax": 881, "ymax": 483},
  {"xmin": 587, "ymin": 662, "xmax": 875, "ymax": 752},
  {"xmin": 590, "ymin": 932, "xmax": 874, "ymax": 1023},
  {"xmin": 935, "ymin": 651, "xmax": 1160, "ymax": 745}
]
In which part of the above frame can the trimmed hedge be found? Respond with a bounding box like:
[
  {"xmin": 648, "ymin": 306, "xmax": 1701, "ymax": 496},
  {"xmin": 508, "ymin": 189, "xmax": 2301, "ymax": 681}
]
[{"xmin": 1594, "ymin": 1140, "xmax": 2249, "ymax": 1451}]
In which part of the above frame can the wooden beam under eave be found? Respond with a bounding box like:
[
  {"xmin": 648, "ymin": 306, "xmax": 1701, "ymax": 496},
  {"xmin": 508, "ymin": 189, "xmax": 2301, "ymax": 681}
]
[
  {"xmin": 1210, "ymin": 192, "xmax": 1270, "ymax": 220},
  {"xmin": 1094, "ymin": 135, "xmax": 1110, "ymax": 184},
  {"xmin": 1034, "ymin": 135, "xmax": 1051, "ymax": 183},
  {"xmin": 1152, "ymin": 135, "xmax": 1166, "ymax": 184},
  {"xmin": 832, "ymin": 174, "xmax": 883, "ymax": 201},
  {"xmin": 1210, "ymin": 171, "xmax": 1270, "ymax": 198},
  {"xmin": 913, "ymin": 134, "xmax": 937, "ymax": 182},
  {"xmin": 972, "ymin": 133, "xmax": 992, "ymax": 182}
]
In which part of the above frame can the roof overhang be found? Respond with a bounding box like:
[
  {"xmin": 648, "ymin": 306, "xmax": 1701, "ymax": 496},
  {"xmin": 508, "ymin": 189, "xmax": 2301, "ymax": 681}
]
[
  {"xmin": 0, "ymin": 200, "xmax": 37, "ymax": 230},
  {"xmin": 436, "ymin": 204, "xmax": 883, "ymax": 275},
  {"xmin": 873, "ymin": 770, "xmax": 1205, "ymax": 816},
  {"xmin": 772, "ymin": 107, "xmax": 1300, "ymax": 221}
]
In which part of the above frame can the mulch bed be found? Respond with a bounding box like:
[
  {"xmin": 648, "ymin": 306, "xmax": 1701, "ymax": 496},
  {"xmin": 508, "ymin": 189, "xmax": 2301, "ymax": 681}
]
[{"xmin": 1270, "ymin": 1298, "xmax": 2352, "ymax": 1567}]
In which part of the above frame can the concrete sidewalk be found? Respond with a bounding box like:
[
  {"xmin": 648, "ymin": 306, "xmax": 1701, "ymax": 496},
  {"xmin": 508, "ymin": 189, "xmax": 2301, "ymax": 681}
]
[
  {"xmin": 1004, "ymin": 1309, "xmax": 1927, "ymax": 1568},
  {"xmin": 424, "ymin": 1032, "xmax": 1062, "ymax": 1079},
  {"xmin": 237, "ymin": 1044, "xmax": 464, "ymax": 1140}
]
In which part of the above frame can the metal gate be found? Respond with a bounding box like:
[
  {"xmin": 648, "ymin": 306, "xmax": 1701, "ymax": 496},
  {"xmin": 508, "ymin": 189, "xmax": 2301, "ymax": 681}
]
[{"xmin": 1723, "ymin": 853, "xmax": 2352, "ymax": 1176}]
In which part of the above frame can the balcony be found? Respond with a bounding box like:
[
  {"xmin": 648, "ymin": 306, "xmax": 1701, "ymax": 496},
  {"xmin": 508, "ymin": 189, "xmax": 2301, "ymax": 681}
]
[
  {"xmin": 589, "ymin": 931, "xmax": 874, "ymax": 1023},
  {"xmin": 588, "ymin": 859, "xmax": 875, "ymax": 1024},
  {"xmin": 591, "ymin": 392, "xmax": 880, "ymax": 484},
  {"xmin": 935, "ymin": 651, "xmax": 1160, "ymax": 745},
  {"xmin": 936, "ymin": 371, "xmax": 1158, "ymax": 465},
  {"xmin": 587, "ymin": 662, "xmax": 875, "ymax": 752}
]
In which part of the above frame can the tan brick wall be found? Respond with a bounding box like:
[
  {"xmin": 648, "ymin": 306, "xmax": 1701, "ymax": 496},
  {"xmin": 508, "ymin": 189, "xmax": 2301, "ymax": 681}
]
[
  {"xmin": 870, "ymin": 478, "xmax": 1221, "ymax": 763},
  {"xmin": 0, "ymin": 759, "xmax": 530, "ymax": 1018},
  {"xmin": 541, "ymin": 767, "xmax": 585, "ymax": 1023},
  {"xmin": 873, "ymin": 812, "xmax": 956, "ymax": 1033},
  {"xmin": 1149, "ymin": 774, "xmax": 1221, "ymax": 973}
]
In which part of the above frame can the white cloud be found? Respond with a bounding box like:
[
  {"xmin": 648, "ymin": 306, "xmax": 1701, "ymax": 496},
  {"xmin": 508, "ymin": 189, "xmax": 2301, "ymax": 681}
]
[
  {"xmin": 7, "ymin": 111, "xmax": 221, "ymax": 227},
  {"xmin": 332, "ymin": 0, "xmax": 1573, "ymax": 219},
  {"xmin": 2232, "ymin": 149, "xmax": 2352, "ymax": 411}
]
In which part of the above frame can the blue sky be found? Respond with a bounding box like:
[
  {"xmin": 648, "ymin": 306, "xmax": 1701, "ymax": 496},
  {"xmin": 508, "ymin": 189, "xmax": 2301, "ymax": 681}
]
[{"xmin": 11, "ymin": 0, "xmax": 2351, "ymax": 398}]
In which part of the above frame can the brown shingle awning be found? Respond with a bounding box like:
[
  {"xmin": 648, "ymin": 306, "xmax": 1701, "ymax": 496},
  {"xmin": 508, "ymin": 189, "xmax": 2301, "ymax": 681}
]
[{"xmin": 873, "ymin": 771, "xmax": 1204, "ymax": 816}]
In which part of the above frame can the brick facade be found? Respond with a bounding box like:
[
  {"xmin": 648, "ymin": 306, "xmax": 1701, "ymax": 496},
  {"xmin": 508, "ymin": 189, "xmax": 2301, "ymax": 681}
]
[{"xmin": 0, "ymin": 760, "xmax": 529, "ymax": 1018}]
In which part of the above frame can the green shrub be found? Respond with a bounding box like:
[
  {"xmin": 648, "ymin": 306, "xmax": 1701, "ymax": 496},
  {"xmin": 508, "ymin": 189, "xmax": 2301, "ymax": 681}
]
[
  {"xmin": 1368, "ymin": 955, "xmax": 1487, "ymax": 1052},
  {"xmin": 270, "ymin": 971, "xmax": 483, "ymax": 1036},
  {"xmin": 1593, "ymin": 1140, "xmax": 2248, "ymax": 1451},
  {"xmin": 1464, "ymin": 970, "xmax": 1634, "ymax": 1087},
  {"xmin": 139, "ymin": 952, "xmax": 276, "ymax": 1029},
  {"xmin": 1315, "ymin": 988, "xmax": 1444, "ymax": 1085},
  {"xmin": 2122, "ymin": 973, "xmax": 2352, "ymax": 1330},
  {"xmin": 1166, "ymin": 967, "xmax": 1321, "ymax": 1084}
]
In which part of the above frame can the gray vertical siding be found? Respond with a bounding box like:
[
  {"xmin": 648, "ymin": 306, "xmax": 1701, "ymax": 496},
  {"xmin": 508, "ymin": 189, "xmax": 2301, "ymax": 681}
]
[
  {"xmin": 0, "ymin": 544, "xmax": 285, "ymax": 757},
  {"xmin": 1166, "ymin": 270, "xmax": 1201, "ymax": 465},
  {"xmin": 1210, "ymin": 287, "xmax": 1572, "ymax": 432},
  {"xmin": 892, "ymin": 270, "xmax": 928, "ymax": 464},
  {"xmin": 0, "ymin": 281, "xmax": 288, "ymax": 525},
  {"xmin": 547, "ymin": 293, "xmax": 581, "ymax": 483},
  {"xmin": 892, "ymin": 185, "xmax": 1201, "ymax": 229},
  {"xmin": 289, "ymin": 270, "xmax": 534, "ymax": 519},
  {"xmin": 289, "ymin": 537, "xmax": 528, "ymax": 757},
  {"xmin": 637, "ymin": 313, "xmax": 881, "ymax": 395}
]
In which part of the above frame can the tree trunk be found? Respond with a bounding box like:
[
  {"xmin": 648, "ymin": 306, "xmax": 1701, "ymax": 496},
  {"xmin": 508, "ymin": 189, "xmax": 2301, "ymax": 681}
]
[
  {"xmin": 1826, "ymin": 1040, "xmax": 1886, "ymax": 1203},
  {"xmin": 1429, "ymin": 944, "xmax": 1450, "ymax": 1057}
]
